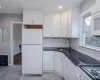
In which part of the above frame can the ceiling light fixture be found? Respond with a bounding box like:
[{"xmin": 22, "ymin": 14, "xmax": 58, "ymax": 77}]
[{"xmin": 59, "ymin": 6, "xmax": 62, "ymax": 9}]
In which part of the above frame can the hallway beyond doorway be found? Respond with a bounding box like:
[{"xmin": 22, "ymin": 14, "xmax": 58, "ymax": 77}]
[{"xmin": 14, "ymin": 52, "xmax": 22, "ymax": 65}]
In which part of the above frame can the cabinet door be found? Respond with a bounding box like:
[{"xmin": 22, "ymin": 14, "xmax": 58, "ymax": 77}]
[
  {"xmin": 22, "ymin": 29, "xmax": 42, "ymax": 44},
  {"xmin": 63, "ymin": 57, "xmax": 69, "ymax": 80},
  {"xmin": 55, "ymin": 52, "xmax": 63, "ymax": 75},
  {"xmin": 67, "ymin": 9, "xmax": 72, "ymax": 37},
  {"xmin": 61, "ymin": 12, "xmax": 68, "ymax": 37},
  {"xmin": 66, "ymin": 59, "xmax": 78, "ymax": 80},
  {"xmin": 52, "ymin": 13, "xmax": 60, "ymax": 37},
  {"xmin": 23, "ymin": 11, "xmax": 43, "ymax": 25},
  {"xmin": 44, "ymin": 14, "xmax": 53, "ymax": 37},
  {"xmin": 96, "ymin": 0, "xmax": 100, "ymax": 12},
  {"xmin": 43, "ymin": 51, "xmax": 54, "ymax": 71},
  {"xmin": 63, "ymin": 54, "xmax": 78, "ymax": 80},
  {"xmin": 22, "ymin": 45, "xmax": 42, "ymax": 74}
]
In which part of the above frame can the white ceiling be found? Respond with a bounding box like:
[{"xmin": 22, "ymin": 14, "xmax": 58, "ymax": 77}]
[{"xmin": 0, "ymin": 0, "xmax": 83, "ymax": 14}]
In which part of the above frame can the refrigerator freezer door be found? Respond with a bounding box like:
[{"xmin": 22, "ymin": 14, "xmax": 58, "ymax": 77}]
[
  {"xmin": 22, "ymin": 29, "xmax": 42, "ymax": 44},
  {"xmin": 22, "ymin": 45, "xmax": 42, "ymax": 75}
]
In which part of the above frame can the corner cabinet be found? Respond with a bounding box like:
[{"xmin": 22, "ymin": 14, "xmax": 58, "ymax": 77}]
[
  {"xmin": 43, "ymin": 51, "xmax": 63, "ymax": 76},
  {"xmin": 43, "ymin": 7, "xmax": 80, "ymax": 38},
  {"xmin": 63, "ymin": 54, "xmax": 79, "ymax": 80},
  {"xmin": 43, "ymin": 51, "xmax": 81, "ymax": 80},
  {"xmin": 67, "ymin": 7, "xmax": 80, "ymax": 38},
  {"xmin": 23, "ymin": 11, "xmax": 43, "ymax": 25},
  {"xmin": 54, "ymin": 51, "xmax": 63, "ymax": 76}
]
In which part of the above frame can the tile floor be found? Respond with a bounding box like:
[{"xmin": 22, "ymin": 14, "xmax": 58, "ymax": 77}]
[{"xmin": 0, "ymin": 65, "xmax": 64, "ymax": 80}]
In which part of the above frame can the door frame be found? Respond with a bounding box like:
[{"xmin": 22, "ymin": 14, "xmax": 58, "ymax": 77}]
[{"xmin": 10, "ymin": 22, "xmax": 23, "ymax": 66}]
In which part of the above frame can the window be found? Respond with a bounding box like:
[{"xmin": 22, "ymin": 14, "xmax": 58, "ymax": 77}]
[{"xmin": 81, "ymin": 12, "xmax": 100, "ymax": 50}]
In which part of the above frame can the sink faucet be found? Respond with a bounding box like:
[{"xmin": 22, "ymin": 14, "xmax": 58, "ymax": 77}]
[{"xmin": 67, "ymin": 38, "xmax": 71, "ymax": 53}]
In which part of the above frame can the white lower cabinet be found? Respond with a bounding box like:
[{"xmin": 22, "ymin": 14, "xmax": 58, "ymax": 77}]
[
  {"xmin": 66, "ymin": 61, "xmax": 78, "ymax": 80},
  {"xmin": 43, "ymin": 51, "xmax": 63, "ymax": 75},
  {"xmin": 43, "ymin": 51, "xmax": 55, "ymax": 71},
  {"xmin": 63, "ymin": 55, "xmax": 69, "ymax": 80},
  {"xmin": 63, "ymin": 55, "xmax": 79, "ymax": 80},
  {"xmin": 43, "ymin": 51, "xmax": 80, "ymax": 80},
  {"xmin": 54, "ymin": 52, "xmax": 63, "ymax": 75}
]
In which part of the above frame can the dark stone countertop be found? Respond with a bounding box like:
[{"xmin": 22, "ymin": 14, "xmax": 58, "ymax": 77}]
[
  {"xmin": 44, "ymin": 47, "xmax": 100, "ymax": 80},
  {"xmin": 43, "ymin": 47, "xmax": 100, "ymax": 66}
]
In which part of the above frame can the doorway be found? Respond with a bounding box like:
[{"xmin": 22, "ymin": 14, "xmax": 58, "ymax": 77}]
[{"xmin": 11, "ymin": 22, "xmax": 22, "ymax": 66}]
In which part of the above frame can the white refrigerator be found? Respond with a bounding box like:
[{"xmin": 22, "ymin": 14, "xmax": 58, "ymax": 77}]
[{"xmin": 22, "ymin": 27, "xmax": 42, "ymax": 75}]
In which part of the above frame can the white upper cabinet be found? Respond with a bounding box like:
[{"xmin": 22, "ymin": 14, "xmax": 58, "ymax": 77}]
[
  {"xmin": 43, "ymin": 7, "xmax": 79, "ymax": 38},
  {"xmin": 44, "ymin": 14, "xmax": 53, "ymax": 37},
  {"xmin": 43, "ymin": 12, "xmax": 67, "ymax": 38},
  {"xmin": 52, "ymin": 13, "xmax": 61, "ymax": 37},
  {"xmin": 23, "ymin": 11, "xmax": 43, "ymax": 25},
  {"xmin": 67, "ymin": 7, "xmax": 80, "ymax": 38},
  {"xmin": 60, "ymin": 11, "xmax": 68, "ymax": 37},
  {"xmin": 91, "ymin": 0, "xmax": 100, "ymax": 14},
  {"xmin": 96, "ymin": 0, "xmax": 100, "ymax": 12},
  {"xmin": 96, "ymin": 0, "xmax": 100, "ymax": 6}
]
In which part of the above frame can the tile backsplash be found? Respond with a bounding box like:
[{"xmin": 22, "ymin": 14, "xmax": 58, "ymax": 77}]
[{"xmin": 43, "ymin": 38, "xmax": 69, "ymax": 47}]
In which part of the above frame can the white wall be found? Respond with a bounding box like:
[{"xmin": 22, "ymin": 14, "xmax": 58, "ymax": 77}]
[
  {"xmin": 43, "ymin": 38, "xmax": 69, "ymax": 47},
  {"xmin": 13, "ymin": 24, "xmax": 22, "ymax": 56},
  {"xmin": 71, "ymin": 0, "xmax": 100, "ymax": 61},
  {"xmin": 0, "ymin": 14, "xmax": 23, "ymax": 64},
  {"xmin": 71, "ymin": 39, "xmax": 100, "ymax": 61},
  {"xmin": 80, "ymin": 0, "xmax": 96, "ymax": 13}
]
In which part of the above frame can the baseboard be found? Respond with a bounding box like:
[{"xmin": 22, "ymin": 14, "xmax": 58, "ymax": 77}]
[
  {"xmin": 43, "ymin": 70, "xmax": 63, "ymax": 78},
  {"xmin": 54, "ymin": 71, "xmax": 63, "ymax": 77},
  {"xmin": 8, "ymin": 64, "xmax": 12, "ymax": 66},
  {"xmin": 43, "ymin": 70, "xmax": 54, "ymax": 73}
]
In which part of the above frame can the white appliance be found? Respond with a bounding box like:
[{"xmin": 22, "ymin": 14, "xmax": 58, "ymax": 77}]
[
  {"xmin": 92, "ymin": 11, "xmax": 100, "ymax": 36},
  {"xmin": 22, "ymin": 25, "xmax": 43, "ymax": 75}
]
